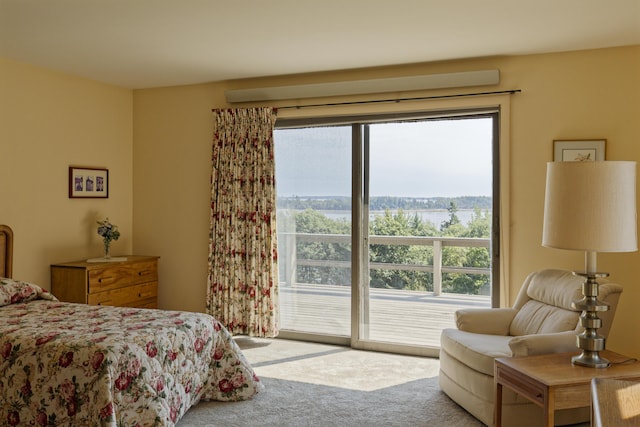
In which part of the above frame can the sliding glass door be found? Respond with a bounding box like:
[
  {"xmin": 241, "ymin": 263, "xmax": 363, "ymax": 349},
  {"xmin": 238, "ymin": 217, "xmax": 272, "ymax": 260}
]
[
  {"xmin": 274, "ymin": 111, "xmax": 497, "ymax": 354},
  {"xmin": 275, "ymin": 126, "xmax": 352, "ymax": 339},
  {"xmin": 360, "ymin": 117, "xmax": 494, "ymax": 350}
]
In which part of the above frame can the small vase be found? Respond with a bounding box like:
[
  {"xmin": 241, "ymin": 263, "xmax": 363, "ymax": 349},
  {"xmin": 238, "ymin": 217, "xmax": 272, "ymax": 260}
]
[{"xmin": 103, "ymin": 239, "xmax": 111, "ymax": 260}]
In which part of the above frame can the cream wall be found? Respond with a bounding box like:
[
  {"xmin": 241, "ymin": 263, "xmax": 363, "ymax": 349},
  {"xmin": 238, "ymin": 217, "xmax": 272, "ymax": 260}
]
[
  {"xmin": 133, "ymin": 45, "xmax": 640, "ymax": 356},
  {"xmin": 0, "ymin": 57, "xmax": 134, "ymax": 285},
  {"xmin": 132, "ymin": 84, "xmax": 221, "ymax": 308},
  {"xmin": 506, "ymin": 47, "xmax": 640, "ymax": 357}
]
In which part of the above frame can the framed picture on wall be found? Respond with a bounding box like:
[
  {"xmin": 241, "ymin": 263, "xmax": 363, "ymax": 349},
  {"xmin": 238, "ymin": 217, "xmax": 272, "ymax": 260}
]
[
  {"xmin": 553, "ymin": 139, "xmax": 606, "ymax": 162},
  {"xmin": 69, "ymin": 166, "xmax": 109, "ymax": 198}
]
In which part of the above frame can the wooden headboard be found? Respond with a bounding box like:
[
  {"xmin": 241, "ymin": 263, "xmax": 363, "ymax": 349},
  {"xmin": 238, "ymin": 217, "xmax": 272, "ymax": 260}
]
[{"xmin": 0, "ymin": 225, "xmax": 13, "ymax": 278}]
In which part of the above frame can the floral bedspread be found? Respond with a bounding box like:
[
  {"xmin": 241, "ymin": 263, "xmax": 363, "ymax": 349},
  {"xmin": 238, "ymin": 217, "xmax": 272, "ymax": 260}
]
[{"xmin": 0, "ymin": 278, "xmax": 263, "ymax": 427}]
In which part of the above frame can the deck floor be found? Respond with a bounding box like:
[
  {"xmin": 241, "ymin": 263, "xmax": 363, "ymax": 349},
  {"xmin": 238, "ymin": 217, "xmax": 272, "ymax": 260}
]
[{"xmin": 279, "ymin": 283, "xmax": 491, "ymax": 348}]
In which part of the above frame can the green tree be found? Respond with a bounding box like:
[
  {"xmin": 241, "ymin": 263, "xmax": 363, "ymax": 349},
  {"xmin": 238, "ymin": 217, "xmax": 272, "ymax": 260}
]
[
  {"xmin": 441, "ymin": 207, "xmax": 491, "ymax": 294},
  {"xmin": 369, "ymin": 210, "xmax": 436, "ymax": 290},
  {"xmin": 294, "ymin": 209, "xmax": 350, "ymax": 285},
  {"xmin": 466, "ymin": 208, "xmax": 491, "ymax": 238},
  {"xmin": 440, "ymin": 201, "xmax": 461, "ymax": 231}
]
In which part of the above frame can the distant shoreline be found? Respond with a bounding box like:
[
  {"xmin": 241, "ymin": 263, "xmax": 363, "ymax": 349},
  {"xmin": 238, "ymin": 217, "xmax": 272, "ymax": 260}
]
[{"xmin": 277, "ymin": 195, "xmax": 492, "ymax": 211}]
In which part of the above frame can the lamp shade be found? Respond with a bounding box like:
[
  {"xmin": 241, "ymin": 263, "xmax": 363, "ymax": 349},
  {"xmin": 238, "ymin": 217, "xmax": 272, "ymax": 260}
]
[{"xmin": 542, "ymin": 161, "xmax": 638, "ymax": 253}]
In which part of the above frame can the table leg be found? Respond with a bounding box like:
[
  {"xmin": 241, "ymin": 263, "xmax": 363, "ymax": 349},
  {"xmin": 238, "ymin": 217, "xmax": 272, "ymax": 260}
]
[
  {"xmin": 495, "ymin": 381, "xmax": 503, "ymax": 427},
  {"xmin": 544, "ymin": 388, "xmax": 555, "ymax": 427}
]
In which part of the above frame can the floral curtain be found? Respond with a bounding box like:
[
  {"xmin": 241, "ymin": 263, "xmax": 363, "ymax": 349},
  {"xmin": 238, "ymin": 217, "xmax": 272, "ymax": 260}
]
[{"xmin": 207, "ymin": 108, "xmax": 279, "ymax": 337}]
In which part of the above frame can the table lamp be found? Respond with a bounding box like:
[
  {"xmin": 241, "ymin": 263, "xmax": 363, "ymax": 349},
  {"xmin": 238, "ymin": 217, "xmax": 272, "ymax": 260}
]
[{"xmin": 542, "ymin": 160, "xmax": 637, "ymax": 368}]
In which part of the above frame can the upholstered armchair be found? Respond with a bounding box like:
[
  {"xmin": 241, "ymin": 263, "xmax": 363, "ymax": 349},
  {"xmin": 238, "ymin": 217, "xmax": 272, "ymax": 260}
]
[{"xmin": 439, "ymin": 269, "xmax": 623, "ymax": 427}]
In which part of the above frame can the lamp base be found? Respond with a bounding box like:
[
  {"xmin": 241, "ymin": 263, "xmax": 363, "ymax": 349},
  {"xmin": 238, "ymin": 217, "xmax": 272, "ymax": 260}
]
[
  {"xmin": 571, "ymin": 272, "xmax": 610, "ymax": 369},
  {"xmin": 572, "ymin": 350, "xmax": 610, "ymax": 368}
]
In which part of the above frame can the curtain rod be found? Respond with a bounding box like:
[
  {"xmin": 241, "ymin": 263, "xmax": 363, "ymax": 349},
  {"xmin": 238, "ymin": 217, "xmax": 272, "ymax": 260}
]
[{"xmin": 275, "ymin": 89, "xmax": 521, "ymax": 110}]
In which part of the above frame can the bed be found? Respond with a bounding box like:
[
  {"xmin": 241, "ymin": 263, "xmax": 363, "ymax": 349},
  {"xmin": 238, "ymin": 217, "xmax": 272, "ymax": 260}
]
[{"xmin": 0, "ymin": 225, "xmax": 263, "ymax": 426}]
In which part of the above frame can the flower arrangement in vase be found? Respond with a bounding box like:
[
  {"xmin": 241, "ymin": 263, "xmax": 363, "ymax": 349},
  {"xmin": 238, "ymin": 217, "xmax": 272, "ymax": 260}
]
[{"xmin": 97, "ymin": 218, "xmax": 120, "ymax": 260}]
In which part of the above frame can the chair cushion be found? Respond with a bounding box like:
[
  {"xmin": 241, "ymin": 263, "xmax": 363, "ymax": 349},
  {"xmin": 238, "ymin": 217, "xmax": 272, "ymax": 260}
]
[
  {"xmin": 510, "ymin": 300, "xmax": 580, "ymax": 336},
  {"xmin": 509, "ymin": 269, "xmax": 582, "ymax": 336},
  {"xmin": 526, "ymin": 269, "xmax": 583, "ymax": 309},
  {"xmin": 440, "ymin": 328, "xmax": 512, "ymax": 376}
]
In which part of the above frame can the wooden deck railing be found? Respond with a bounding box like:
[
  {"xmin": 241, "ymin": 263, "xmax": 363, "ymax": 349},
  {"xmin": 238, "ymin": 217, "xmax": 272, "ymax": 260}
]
[{"xmin": 280, "ymin": 232, "xmax": 490, "ymax": 296}]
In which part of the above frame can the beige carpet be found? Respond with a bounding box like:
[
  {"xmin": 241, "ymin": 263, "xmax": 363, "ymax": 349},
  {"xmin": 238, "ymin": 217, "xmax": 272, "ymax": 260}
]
[{"xmin": 177, "ymin": 337, "xmax": 483, "ymax": 427}]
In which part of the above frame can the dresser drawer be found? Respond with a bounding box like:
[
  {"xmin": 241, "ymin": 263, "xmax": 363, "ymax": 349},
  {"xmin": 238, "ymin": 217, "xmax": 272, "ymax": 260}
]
[
  {"xmin": 88, "ymin": 260, "xmax": 158, "ymax": 293},
  {"xmin": 88, "ymin": 281, "xmax": 158, "ymax": 308}
]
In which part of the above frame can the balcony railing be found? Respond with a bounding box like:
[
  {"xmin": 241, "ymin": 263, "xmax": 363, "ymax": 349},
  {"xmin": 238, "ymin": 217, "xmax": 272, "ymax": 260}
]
[{"xmin": 280, "ymin": 232, "xmax": 490, "ymax": 296}]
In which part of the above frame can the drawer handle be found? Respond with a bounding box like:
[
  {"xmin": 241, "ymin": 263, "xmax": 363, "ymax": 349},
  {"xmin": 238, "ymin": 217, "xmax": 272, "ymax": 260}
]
[
  {"xmin": 98, "ymin": 276, "xmax": 113, "ymax": 283},
  {"xmin": 138, "ymin": 270, "xmax": 151, "ymax": 276},
  {"xmin": 97, "ymin": 300, "xmax": 113, "ymax": 306}
]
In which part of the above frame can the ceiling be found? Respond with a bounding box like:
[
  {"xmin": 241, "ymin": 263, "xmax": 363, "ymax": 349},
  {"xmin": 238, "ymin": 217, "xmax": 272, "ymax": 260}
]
[{"xmin": 1, "ymin": 0, "xmax": 639, "ymax": 90}]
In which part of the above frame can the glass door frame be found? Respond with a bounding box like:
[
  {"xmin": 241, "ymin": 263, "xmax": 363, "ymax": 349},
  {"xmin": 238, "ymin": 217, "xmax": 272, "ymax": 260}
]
[
  {"xmin": 350, "ymin": 113, "xmax": 499, "ymax": 357},
  {"xmin": 276, "ymin": 99, "xmax": 510, "ymax": 357}
]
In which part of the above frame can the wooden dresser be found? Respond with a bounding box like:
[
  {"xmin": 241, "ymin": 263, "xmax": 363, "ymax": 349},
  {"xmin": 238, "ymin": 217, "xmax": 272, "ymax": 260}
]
[{"xmin": 51, "ymin": 255, "xmax": 159, "ymax": 309}]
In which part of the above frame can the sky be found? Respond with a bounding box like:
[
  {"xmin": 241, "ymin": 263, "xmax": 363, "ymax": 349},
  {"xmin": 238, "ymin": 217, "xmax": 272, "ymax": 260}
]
[{"xmin": 274, "ymin": 117, "xmax": 493, "ymax": 198}]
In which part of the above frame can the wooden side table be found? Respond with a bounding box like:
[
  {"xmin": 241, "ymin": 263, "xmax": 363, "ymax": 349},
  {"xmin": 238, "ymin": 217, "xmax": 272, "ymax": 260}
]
[{"xmin": 494, "ymin": 350, "xmax": 640, "ymax": 427}]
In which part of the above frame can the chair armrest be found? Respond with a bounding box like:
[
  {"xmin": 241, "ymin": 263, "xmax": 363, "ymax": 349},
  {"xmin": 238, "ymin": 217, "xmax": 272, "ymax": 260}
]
[
  {"xmin": 509, "ymin": 330, "xmax": 577, "ymax": 357},
  {"xmin": 455, "ymin": 308, "xmax": 517, "ymax": 335}
]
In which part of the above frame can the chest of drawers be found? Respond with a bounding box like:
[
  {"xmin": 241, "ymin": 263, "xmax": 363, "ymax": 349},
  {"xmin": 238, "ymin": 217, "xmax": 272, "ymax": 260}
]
[{"xmin": 51, "ymin": 255, "xmax": 159, "ymax": 308}]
